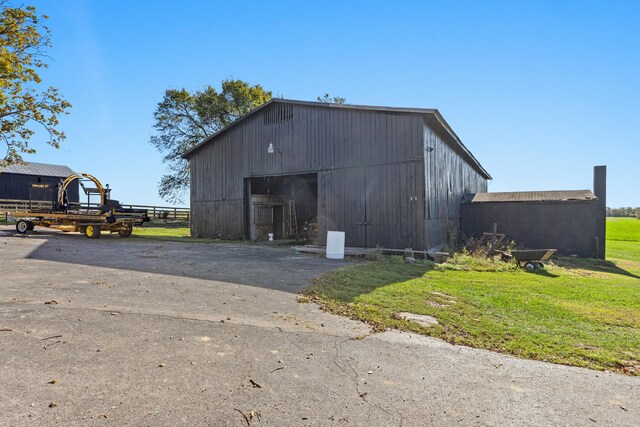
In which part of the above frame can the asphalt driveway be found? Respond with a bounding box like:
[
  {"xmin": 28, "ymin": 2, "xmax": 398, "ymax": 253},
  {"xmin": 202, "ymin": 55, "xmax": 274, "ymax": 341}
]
[{"xmin": 0, "ymin": 227, "xmax": 638, "ymax": 426}]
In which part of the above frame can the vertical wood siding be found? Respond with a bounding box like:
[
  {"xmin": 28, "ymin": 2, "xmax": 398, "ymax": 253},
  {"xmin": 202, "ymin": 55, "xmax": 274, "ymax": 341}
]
[
  {"xmin": 423, "ymin": 121, "xmax": 488, "ymax": 249},
  {"xmin": 189, "ymin": 102, "xmax": 487, "ymax": 250},
  {"xmin": 0, "ymin": 173, "xmax": 79, "ymax": 203}
]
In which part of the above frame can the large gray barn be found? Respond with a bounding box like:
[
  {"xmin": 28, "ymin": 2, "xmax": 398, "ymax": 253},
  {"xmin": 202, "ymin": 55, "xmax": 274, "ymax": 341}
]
[{"xmin": 183, "ymin": 99, "xmax": 490, "ymax": 251}]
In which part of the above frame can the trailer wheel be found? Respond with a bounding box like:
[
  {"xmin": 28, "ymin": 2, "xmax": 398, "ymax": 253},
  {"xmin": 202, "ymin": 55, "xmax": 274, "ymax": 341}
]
[
  {"xmin": 524, "ymin": 262, "xmax": 537, "ymax": 271},
  {"xmin": 16, "ymin": 220, "xmax": 29, "ymax": 234},
  {"xmin": 118, "ymin": 226, "xmax": 133, "ymax": 238},
  {"xmin": 85, "ymin": 225, "xmax": 101, "ymax": 239}
]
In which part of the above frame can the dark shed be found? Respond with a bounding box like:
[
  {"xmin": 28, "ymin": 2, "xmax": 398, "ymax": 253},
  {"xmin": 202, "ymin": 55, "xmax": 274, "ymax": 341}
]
[
  {"xmin": 0, "ymin": 162, "xmax": 79, "ymax": 203},
  {"xmin": 184, "ymin": 99, "xmax": 491, "ymax": 251},
  {"xmin": 460, "ymin": 166, "xmax": 607, "ymax": 258}
]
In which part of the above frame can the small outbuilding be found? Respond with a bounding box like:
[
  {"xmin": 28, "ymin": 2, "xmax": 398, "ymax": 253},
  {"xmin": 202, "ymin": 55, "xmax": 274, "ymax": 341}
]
[
  {"xmin": 184, "ymin": 99, "xmax": 491, "ymax": 250},
  {"xmin": 460, "ymin": 166, "xmax": 607, "ymax": 258},
  {"xmin": 0, "ymin": 162, "xmax": 79, "ymax": 204}
]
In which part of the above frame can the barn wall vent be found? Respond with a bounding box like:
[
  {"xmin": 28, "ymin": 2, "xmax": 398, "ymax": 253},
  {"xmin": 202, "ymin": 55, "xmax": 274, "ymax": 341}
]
[{"xmin": 263, "ymin": 104, "xmax": 293, "ymax": 125}]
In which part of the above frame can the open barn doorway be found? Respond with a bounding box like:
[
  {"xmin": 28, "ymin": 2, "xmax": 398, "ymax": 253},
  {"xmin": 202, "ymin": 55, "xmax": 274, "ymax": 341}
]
[{"xmin": 245, "ymin": 173, "xmax": 318, "ymax": 242}]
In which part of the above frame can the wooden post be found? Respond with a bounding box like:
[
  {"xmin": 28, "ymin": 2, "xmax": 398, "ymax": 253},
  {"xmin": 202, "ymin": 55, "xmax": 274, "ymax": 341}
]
[{"xmin": 489, "ymin": 222, "xmax": 498, "ymax": 254}]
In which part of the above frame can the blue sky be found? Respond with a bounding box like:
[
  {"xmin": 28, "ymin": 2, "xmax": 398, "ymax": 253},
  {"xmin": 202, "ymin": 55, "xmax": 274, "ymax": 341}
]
[{"xmin": 24, "ymin": 0, "xmax": 639, "ymax": 207}]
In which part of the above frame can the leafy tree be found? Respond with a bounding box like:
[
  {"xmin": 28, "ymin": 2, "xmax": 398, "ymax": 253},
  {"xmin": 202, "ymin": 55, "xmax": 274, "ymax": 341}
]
[
  {"xmin": 317, "ymin": 93, "xmax": 346, "ymax": 104},
  {"xmin": 150, "ymin": 79, "xmax": 272, "ymax": 203},
  {"xmin": 0, "ymin": 1, "xmax": 71, "ymax": 165}
]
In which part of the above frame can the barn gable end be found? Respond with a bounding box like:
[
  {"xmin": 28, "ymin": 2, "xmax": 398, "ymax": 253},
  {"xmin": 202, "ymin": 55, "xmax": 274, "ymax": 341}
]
[{"xmin": 185, "ymin": 99, "xmax": 490, "ymax": 250}]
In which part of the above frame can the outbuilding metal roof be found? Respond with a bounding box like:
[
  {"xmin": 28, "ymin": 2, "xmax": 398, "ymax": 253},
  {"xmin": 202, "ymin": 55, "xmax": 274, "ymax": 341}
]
[
  {"xmin": 463, "ymin": 190, "xmax": 597, "ymax": 203},
  {"xmin": 0, "ymin": 162, "xmax": 75, "ymax": 177}
]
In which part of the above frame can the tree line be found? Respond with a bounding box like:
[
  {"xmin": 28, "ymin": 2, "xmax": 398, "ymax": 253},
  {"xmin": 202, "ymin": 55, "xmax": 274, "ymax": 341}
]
[{"xmin": 607, "ymin": 207, "xmax": 640, "ymax": 218}]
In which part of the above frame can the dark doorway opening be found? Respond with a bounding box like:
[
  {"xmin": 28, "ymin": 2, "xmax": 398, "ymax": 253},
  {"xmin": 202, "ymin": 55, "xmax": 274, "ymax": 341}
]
[{"xmin": 245, "ymin": 173, "xmax": 318, "ymax": 241}]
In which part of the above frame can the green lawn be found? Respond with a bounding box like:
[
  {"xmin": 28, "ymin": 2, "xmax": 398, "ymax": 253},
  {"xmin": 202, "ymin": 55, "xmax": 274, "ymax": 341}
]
[
  {"xmin": 131, "ymin": 223, "xmax": 235, "ymax": 244},
  {"xmin": 607, "ymin": 240, "xmax": 640, "ymax": 263},
  {"xmin": 607, "ymin": 217, "xmax": 640, "ymax": 262},
  {"xmin": 607, "ymin": 216, "xmax": 640, "ymax": 241},
  {"xmin": 302, "ymin": 218, "xmax": 640, "ymax": 375},
  {"xmin": 133, "ymin": 226, "xmax": 190, "ymax": 239}
]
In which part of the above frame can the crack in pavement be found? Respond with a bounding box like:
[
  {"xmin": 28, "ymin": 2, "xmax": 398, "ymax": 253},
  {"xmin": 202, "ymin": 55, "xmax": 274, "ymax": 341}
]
[{"xmin": 332, "ymin": 336, "xmax": 397, "ymax": 423}]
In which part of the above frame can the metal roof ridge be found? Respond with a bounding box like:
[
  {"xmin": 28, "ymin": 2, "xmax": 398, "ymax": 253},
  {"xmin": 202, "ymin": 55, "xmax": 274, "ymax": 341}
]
[{"xmin": 0, "ymin": 161, "xmax": 75, "ymax": 177}]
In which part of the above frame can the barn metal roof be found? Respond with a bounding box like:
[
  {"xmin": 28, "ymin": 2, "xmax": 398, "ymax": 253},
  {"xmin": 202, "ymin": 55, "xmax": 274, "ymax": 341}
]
[
  {"xmin": 182, "ymin": 98, "xmax": 492, "ymax": 180},
  {"xmin": 0, "ymin": 162, "xmax": 75, "ymax": 177},
  {"xmin": 463, "ymin": 190, "xmax": 597, "ymax": 203}
]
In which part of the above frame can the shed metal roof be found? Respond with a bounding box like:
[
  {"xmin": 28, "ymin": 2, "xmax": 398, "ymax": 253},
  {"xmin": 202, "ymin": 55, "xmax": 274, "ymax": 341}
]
[
  {"xmin": 463, "ymin": 190, "xmax": 597, "ymax": 203},
  {"xmin": 182, "ymin": 98, "xmax": 491, "ymax": 180},
  {"xmin": 0, "ymin": 162, "xmax": 75, "ymax": 177}
]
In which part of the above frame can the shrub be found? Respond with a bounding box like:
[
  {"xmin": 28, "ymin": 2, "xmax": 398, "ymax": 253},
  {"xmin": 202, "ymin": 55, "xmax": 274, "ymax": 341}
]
[{"xmin": 435, "ymin": 250, "xmax": 516, "ymax": 272}]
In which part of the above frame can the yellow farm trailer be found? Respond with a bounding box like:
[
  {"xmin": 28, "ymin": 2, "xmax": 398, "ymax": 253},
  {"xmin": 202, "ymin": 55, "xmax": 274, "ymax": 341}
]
[{"xmin": 11, "ymin": 173, "xmax": 149, "ymax": 239}]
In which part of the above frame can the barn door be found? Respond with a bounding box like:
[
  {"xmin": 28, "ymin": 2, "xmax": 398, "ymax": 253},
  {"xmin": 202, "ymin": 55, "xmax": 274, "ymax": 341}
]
[
  {"xmin": 365, "ymin": 162, "xmax": 424, "ymax": 250},
  {"xmin": 320, "ymin": 168, "xmax": 367, "ymax": 247},
  {"xmin": 252, "ymin": 204, "xmax": 273, "ymax": 241},
  {"xmin": 363, "ymin": 166, "xmax": 381, "ymax": 248}
]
